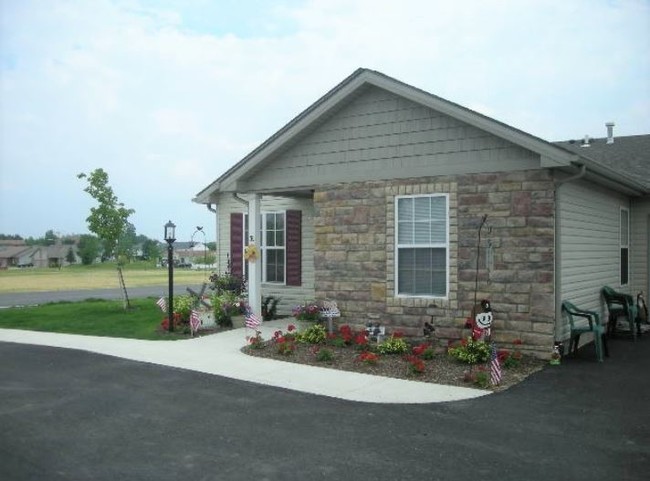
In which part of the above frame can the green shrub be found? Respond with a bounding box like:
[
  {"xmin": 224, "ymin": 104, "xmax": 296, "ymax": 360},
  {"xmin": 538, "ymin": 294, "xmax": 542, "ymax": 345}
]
[
  {"xmin": 377, "ymin": 335, "xmax": 409, "ymax": 355},
  {"xmin": 262, "ymin": 296, "xmax": 280, "ymax": 321},
  {"xmin": 211, "ymin": 291, "xmax": 243, "ymax": 328},
  {"xmin": 316, "ymin": 348, "xmax": 334, "ymax": 363},
  {"xmin": 173, "ymin": 295, "xmax": 194, "ymax": 322},
  {"xmin": 448, "ymin": 337, "xmax": 491, "ymax": 364},
  {"xmin": 296, "ymin": 324, "xmax": 327, "ymax": 344}
]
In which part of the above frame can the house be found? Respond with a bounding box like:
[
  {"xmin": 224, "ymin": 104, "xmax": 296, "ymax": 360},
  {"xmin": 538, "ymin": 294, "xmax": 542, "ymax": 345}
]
[
  {"xmin": 0, "ymin": 245, "xmax": 48, "ymax": 268},
  {"xmin": 172, "ymin": 241, "xmax": 210, "ymax": 265},
  {"xmin": 194, "ymin": 68, "xmax": 649, "ymax": 357},
  {"xmin": 0, "ymin": 243, "xmax": 80, "ymax": 268}
]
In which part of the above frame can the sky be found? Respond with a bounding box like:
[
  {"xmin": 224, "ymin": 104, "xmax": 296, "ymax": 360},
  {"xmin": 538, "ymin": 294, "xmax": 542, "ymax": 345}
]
[{"xmin": 1, "ymin": 0, "xmax": 649, "ymax": 244}]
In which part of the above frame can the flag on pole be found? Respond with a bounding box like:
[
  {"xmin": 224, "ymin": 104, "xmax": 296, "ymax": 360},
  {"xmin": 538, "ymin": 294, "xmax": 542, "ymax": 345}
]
[
  {"xmin": 190, "ymin": 309, "xmax": 201, "ymax": 335},
  {"xmin": 156, "ymin": 297, "xmax": 166, "ymax": 312},
  {"xmin": 245, "ymin": 309, "xmax": 262, "ymax": 330},
  {"xmin": 490, "ymin": 344, "xmax": 502, "ymax": 386}
]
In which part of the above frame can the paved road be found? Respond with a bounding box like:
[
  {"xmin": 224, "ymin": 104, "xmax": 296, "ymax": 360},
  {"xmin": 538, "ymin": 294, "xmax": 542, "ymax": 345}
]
[
  {"xmin": 1, "ymin": 336, "xmax": 648, "ymax": 481},
  {"xmin": 0, "ymin": 285, "xmax": 207, "ymax": 307}
]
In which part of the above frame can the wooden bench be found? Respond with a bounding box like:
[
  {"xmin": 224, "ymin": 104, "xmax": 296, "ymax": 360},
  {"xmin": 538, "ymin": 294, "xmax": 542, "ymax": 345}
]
[{"xmin": 561, "ymin": 300, "xmax": 609, "ymax": 362}]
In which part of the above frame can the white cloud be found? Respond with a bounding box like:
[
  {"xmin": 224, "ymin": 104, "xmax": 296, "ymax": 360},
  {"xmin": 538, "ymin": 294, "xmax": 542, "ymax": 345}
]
[{"xmin": 1, "ymin": 0, "xmax": 649, "ymax": 240}]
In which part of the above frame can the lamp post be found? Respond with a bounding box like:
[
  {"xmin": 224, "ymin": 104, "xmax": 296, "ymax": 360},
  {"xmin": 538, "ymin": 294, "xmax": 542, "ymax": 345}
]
[{"xmin": 164, "ymin": 220, "xmax": 176, "ymax": 332}]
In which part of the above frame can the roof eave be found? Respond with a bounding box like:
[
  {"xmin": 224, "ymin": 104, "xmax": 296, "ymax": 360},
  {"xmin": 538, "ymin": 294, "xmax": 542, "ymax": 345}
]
[{"xmin": 195, "ymin": 68, "xmax": 580, "ymax": 199}]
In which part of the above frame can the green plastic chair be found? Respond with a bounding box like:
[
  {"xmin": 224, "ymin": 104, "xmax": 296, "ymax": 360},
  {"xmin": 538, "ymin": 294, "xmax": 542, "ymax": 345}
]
[
  {"xmin": 601, "ymin": 286, "xmax": 639, "ymax": 341},
  {"xmin": 561, "ymin": 300, "xmax": 609, "ymax": 362}
]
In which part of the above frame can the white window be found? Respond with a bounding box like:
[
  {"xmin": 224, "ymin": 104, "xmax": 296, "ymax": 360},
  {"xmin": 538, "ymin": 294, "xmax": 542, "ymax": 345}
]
[
  {"xmin": 243, "ymin": 212, "xmax": 286, "ymax": 283},
  {"xmin": 620, "ymin": 207, "xmax": 629, "ymax": 286},
  {"xmin": 263, "ymin": 212, "xmax": 285, "ymax": 283},
  {"xmin": 396, "ymin": 194, "xmax": 449, "ymax": 297}
]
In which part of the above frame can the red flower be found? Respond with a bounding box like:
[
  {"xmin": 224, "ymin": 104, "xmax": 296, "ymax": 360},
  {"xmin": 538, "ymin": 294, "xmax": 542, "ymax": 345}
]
[
  {"xmin": 356, "ymin": 351, "xmax": 379, "ymax": 364},
  {"xmin": 412, "ymin": 343, "xmax": 430, "ymax": 356},
  {"xmin": 354, "ymin": 333, "xmax": 368, "ymax": 346},
  {"xmin": 393, "ymin": 331, "xmax": 404, "ymax": 338},
  {"xmin": 287, "ymin": 324, "xmax": 296, "ymax": 332},
  {"xmin": 405, "ymin": 355, "xmax": 425, "ymax": 373},
  {"xmin": 339, "ymin": 325, "xmax": 352, "ymax": 336},
  {"xmin": 513, "ymin": 339, "xmax": 523, "ymax": 345},
  {"xmin": 497, "ymin": 349, "xmax": 510, "ymax": 362},
  {"xmin": 464, "ymin": 318, "xmax": 473, "ymax": 329}
]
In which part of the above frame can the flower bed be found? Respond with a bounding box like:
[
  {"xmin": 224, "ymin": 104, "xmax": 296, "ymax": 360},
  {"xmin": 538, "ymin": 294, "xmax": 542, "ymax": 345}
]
[{"xmin": 242, "ymin": 324, "xmax": 546, "ymax": 391}]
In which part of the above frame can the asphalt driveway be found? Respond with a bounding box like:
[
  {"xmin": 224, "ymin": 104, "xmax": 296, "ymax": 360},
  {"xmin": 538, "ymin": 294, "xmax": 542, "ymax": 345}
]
[{"xmin": 1, "ymin": 337, "xmax": 648, "ymax": 481}]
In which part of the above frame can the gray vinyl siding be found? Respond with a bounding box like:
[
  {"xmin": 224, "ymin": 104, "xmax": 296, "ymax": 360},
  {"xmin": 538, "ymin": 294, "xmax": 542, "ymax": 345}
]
[
  {"xmin": 557, "ymin": 179, "xmax": 629, "ymax": 340},
  {"xmin": 631, "ymin": 198, "xmax": 650, "ymax": 297},
  {"xmin": 215, "ymin": 193, "xmax": 315, "ymax": 316},
  {"xmin": 242, "ymin": 86, "xmax": 541, "ymax": 191}
]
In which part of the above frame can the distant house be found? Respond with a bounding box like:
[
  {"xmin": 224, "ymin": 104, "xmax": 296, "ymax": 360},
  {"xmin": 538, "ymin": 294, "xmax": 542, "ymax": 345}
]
[
  {"xmin": 0, "ymin": 245, "xmax": 45, "ymax": 268},
  {"xmin": 173, "ymin": 241, "xmax": 210, "ymax": 265},
  {"xmin": 0, "ymin": 243, "xmax": 80, "ymax": 268},
  {"xmin": 194, "ymin": 68, "xmax": 650, "ymax": 357}
]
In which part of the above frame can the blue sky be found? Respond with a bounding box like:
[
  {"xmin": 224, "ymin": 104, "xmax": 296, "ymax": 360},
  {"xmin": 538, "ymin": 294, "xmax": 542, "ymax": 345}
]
[{"xmin": 1, "ymin": 0, "xmax": 649, "ymax": 243}]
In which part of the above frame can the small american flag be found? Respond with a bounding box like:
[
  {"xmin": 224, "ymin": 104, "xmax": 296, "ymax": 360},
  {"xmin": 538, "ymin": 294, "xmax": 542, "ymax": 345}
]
[
  {"xmin": 245, "ymin": 309, "xmax": 262, "ymax": 330},
  {"xmin": 190, "ymin": 309, "xmax": 201, "ymax": 335},
  {"xmin": 490, "ymin": 344, "xmax": 502, "ymax": 386},
  {"xmin": 156, "ymin": 297, "xmax": 166, "ymax": 312}
]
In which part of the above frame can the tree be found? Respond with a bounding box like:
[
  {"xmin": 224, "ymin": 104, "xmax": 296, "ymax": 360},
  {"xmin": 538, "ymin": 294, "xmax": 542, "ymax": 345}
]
[
  {"xmin": 141, "ymin": 238, "xmax": 161, "ymax": 261},
  {"xmin": 77, "ymin": 169, "xmax": 135, "ymax": 259},
  {"xmin": 117, "ymin": 222, "xmax": 137, "ymax": 262},
  {"xmin": 44, "ymin": 229, "xmax": 57, "ymax": 245},
  {"xmin": 66, "ymin": 247, "xmax": 77, "ymax": 264},
  {"xmin": 78, "ymin": 234, "xmax": 101, "ymax": 265}
]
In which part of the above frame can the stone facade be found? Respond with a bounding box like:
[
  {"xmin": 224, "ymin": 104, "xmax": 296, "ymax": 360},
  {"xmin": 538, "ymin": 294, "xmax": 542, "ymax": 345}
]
[{"xmin": 313, "ymin": 169, "xmax": 556, "ymax": 358}]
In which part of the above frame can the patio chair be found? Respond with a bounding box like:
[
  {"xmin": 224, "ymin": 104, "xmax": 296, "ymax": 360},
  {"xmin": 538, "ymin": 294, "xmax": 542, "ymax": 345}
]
[
  {"xmin": 601, "ymin": 286, "xmax": 639, "ymax": 341},
  {"xmin": 561, "ymin": 300, "xmax": 609, "ymax": 362}
]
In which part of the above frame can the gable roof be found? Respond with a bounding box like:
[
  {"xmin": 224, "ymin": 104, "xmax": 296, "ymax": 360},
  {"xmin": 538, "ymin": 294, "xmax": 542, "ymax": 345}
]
[
  {"xmin": 0, "ymin": 245, "xmax": 33, "ymax": 259},
  {"xmin": 555, "ymin": 135, "xmax": 650, "ymax": 191},
  {"xmin": 194, "ymin": 68, "xmax": 582, "ymax": 203}
]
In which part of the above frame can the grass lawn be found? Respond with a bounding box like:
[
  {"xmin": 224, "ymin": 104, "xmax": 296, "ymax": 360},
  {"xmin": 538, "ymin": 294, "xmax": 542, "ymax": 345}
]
[
  {"xmin": 0, "ymin": 297, "xmax": 188, "ymax": 340},
  {"xmin": 0, "ymin": 262, "xmax": 212, "ymax": 293}
]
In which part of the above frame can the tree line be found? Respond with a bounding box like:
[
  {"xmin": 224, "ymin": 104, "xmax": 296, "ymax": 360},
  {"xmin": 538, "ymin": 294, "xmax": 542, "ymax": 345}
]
[
  {"xmin": 0, "ymin": 231, "xmax": 164, "ymax": 265},
  {"xmin": 3, "ymin": 169, "xmax": 216, "ymax": 267}
]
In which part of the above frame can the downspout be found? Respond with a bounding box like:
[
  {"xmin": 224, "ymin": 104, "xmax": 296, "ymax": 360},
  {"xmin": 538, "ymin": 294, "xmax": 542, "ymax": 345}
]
[
  {"xmin": 554, "ymin": 164, "xmax": 587, "ymax": 348},
  {"xmin": 232, "ymin": 192, "xmax": 248, "ymax": 206}
]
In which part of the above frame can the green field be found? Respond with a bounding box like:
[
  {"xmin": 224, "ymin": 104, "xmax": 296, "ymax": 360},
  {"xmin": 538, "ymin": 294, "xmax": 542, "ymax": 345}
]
[
  {"xmin": 0, "ymin": 262, "xmax": 213, "ymax": 293},
  {"xmin": 0, "ymin": 297, "xmax": 188, "ymax": 340}
]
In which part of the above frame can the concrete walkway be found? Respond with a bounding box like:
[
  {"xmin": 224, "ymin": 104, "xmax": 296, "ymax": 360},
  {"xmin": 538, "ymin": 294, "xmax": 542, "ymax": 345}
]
[{"xmin": 0, "ymin": 320, "xmax": 487, "ymax": 404}]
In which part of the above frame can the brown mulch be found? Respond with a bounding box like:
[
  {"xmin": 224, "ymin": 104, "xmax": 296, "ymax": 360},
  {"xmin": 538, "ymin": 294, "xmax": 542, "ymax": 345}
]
[{"xmin": 241, "ymin": 340, "xmax": 547, "ymax": 392}]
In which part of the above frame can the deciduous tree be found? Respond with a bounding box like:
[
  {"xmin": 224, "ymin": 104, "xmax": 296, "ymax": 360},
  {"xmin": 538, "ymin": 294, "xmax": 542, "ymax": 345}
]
[{"xmin": 77, "ymin": 169, "xmax": 135, "ymax": 260}]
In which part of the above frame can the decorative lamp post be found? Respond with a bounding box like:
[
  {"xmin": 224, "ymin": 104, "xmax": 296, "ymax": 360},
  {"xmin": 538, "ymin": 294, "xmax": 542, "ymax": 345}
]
[{"xmin": 164, "ymin": 220, "xmax": 176, "ymax": 332}]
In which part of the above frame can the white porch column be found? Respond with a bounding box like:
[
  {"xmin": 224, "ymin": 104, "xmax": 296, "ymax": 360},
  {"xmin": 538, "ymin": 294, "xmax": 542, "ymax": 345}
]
[{"xmin": 247, "ymin": 193, "xmax": 262, "ymax": 316}]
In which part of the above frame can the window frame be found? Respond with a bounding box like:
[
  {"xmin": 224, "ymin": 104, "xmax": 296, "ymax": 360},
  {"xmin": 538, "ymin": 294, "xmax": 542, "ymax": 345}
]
[
  {"xmin": 394, "ymin": 193, "xmax": 450, "ymax": 299},
  {"xmin": 262, "ymin": 211, "xmax": 286, "ymax": 284}
]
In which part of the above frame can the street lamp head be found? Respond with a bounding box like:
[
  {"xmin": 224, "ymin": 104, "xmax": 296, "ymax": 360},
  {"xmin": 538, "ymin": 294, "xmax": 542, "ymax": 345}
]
[{"xmin": 164, "ymin": 220, "xmax": 176, "ymax": 244}]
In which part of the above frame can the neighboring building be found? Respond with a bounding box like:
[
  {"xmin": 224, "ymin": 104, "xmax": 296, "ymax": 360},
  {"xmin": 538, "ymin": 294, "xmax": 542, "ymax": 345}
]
[
  {"xmin": 173, "ymin": 241, "xmax": 210, "ymax": 265},
  {"xmin": 193, "ymin": 68, "xmax": 650, "ymax": 357},
  {"xmin": 0, "ymin": 243, "xmax": 80, "ymax": 268}
]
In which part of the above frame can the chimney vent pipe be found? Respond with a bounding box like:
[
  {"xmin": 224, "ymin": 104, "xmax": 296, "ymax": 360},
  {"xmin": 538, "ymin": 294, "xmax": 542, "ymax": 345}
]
[{"xmin": 606, "ymin": 122, "xmax": 615, "ymax": 144}]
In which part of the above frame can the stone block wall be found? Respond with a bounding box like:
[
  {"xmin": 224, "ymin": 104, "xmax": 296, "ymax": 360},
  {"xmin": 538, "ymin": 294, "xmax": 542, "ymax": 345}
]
[{"xmin": 313, "ymin": 169, "xmax": 556, "ymax": 357}]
